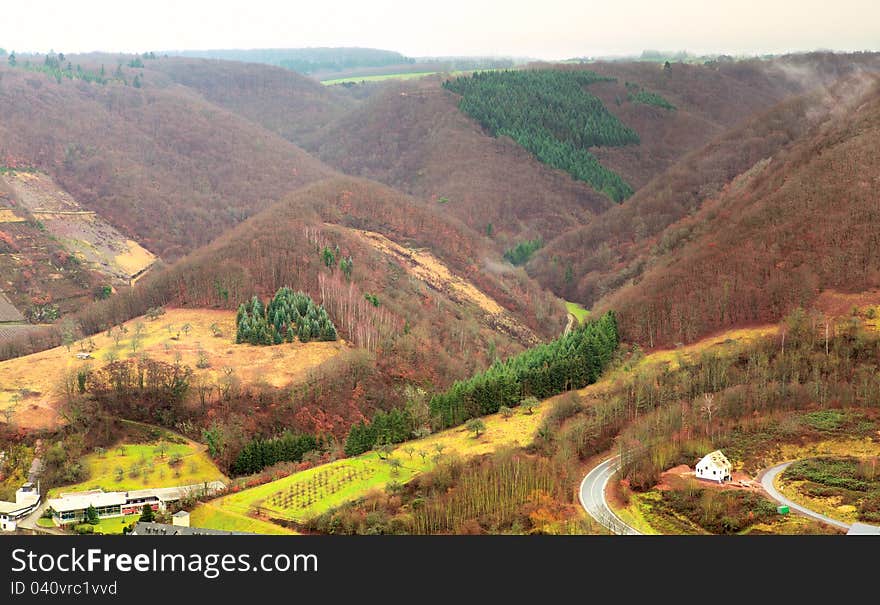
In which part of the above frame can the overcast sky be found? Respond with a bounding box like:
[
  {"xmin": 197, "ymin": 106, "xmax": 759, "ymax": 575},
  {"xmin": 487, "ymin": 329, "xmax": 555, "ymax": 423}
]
[{"xmin": 1, "ymin": 0, "xmax": 878, "ymax": 59}]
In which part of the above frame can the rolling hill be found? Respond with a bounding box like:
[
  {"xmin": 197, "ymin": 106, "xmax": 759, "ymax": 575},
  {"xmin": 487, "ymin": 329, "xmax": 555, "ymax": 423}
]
[
  {"xmin": 147, "ymin": 57, "xmax": 354, "ymax": 143},
  {"xmin": 305, "ymin": 56, "xmax": 870, "ymax": 251},
  {"xmin": 594, "ymin": 73, "xmax": 880, "ymax": 346},
  {"xmin": 308, "ymin": 76, "xmax": 612, "ymax": 247},
  {"xmin": 0, "ymin": 57, "xmax": 332, "ymax": 261}
]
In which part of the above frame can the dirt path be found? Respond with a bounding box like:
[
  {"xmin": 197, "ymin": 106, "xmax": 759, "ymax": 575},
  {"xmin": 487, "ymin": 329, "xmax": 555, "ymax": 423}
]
[{"xmin": 564, "ymin": 313, "xmax": 575, "ymax": 336}]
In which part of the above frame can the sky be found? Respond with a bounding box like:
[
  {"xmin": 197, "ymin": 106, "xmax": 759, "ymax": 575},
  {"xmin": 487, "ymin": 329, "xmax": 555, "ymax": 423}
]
[{"xmin": 1, "ymin": 0, "xmax": 878, "ymax": 59}]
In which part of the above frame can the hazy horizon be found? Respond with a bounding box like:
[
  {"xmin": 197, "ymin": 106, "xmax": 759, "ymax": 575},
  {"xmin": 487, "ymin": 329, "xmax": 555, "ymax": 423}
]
[{"xmin": 0, "ymin": 0, "xmax": 877, "ymax": 61}]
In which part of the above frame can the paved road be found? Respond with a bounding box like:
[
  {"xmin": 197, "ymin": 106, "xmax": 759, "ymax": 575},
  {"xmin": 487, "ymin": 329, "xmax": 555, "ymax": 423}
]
[
  {"xmin": 579, "ymin": 456, "xmax": 642, "ymax": 535},
  {"xmin": 760, "ymin": 461, "xmax": 851, "ymax": 531}
]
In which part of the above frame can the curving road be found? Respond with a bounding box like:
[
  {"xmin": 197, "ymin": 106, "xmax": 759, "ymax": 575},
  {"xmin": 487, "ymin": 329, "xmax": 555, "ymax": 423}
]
[
  {"xmin": 760, "ymin": 461, "xmax": 851, "ymax": 531},
  {"xmin": 579, "ymin": 456, "xmax": 642, "ymax": 535}
]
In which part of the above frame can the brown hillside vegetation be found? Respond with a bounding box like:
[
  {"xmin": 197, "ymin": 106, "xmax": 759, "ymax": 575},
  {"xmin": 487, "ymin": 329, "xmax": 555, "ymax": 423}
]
[
  {"xmin": 147, "ymin": 58, "xmax": 354, "ymax": 144},
  {"xmin": 530, "ymin": 69, "xmax": 880, "ymax": 304},
  {"xmin": 53, "ymin": 177, "xmax": 565, "ymax": 437},
  {"xmin": 307, "ymin": 77, "xmax": 612, "ymax": 246},
  {"xmin": 596, "ymin": 75, "xmax": 880, "ymax": 346},
  {"xmin": 306, "ymin": 56, "xmax": 876, "ymax": 249},
  {"xmin": 562, "ymin": 57, "xmax": 816, "ymax": 190},
  {"xmin": 0, "ymin": 58, "xmax": 331, "ymax": 260},
  {"xmin": 0, "ymin": 175, "xmax": 104, "ymax": 318}
]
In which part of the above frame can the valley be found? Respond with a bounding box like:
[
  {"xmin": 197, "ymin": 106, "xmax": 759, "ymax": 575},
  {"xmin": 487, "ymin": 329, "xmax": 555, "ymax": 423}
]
[{"xmin": 0, "ymin": 45, "xmax": 878, "ymax": 540}]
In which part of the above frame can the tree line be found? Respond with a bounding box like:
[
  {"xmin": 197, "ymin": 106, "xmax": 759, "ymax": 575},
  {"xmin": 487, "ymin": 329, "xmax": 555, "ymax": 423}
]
[
  {"xmin": 429, "ymin": 311, "xmax": 619, "ymax": 428},
  {"xmin": 443, "ymin": 70, "xmax": 638, "ymax": 201},
  {"xmin": 236, "ymin": 287, "xmax": 338, "ymax": 345},
  {"xmin": 231, "ymin": 431, "xmax": 320, "ymax": 475}
]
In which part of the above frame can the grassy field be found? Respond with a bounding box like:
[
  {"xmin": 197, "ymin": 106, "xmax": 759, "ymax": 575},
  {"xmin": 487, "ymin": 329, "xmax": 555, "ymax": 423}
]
[
  {"xmin": 0, "ymin": 308, "xmax": 346, "ymax": 430},
  {"xmin": 48, "ymin": 440, "xmax": 227, "ymax": 497},
  {"xmin": 93, "ymin": 514, "xmax": 140, "ymax": 535},
  {"xmin": 190, "ymin": 502, "xmax": 298, "ymax": 535},
  {"xmin": 565, "ymin": 301, "xmax": 590, "ymax": 324},
  {"xmin": 321, "ymin": 71, "xmax": 438, "ymax": 85},
  {"xmin": 614, "ymin": 485, "xmax": 833, "ymax": 535},
  {"xmin": 321, "ymin": 68, "xmax": 501, "ymax": 86},
  {"xmin": 636, "ymin": 325, "xmax": 778, "ymax": 370},
  {"xmin": 192, "ymin": 399, "xmax": 551, "ymax": 531}
]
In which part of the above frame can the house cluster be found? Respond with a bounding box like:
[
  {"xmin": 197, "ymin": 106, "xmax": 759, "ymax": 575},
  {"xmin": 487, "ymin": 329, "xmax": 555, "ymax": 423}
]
[
  {"xmin": 46, "ymin": 481, "xmax": 225, "ymax": 526},
  {"xmin": 0, "ymin": 483, "xmax": 41, "ymax": 532}
]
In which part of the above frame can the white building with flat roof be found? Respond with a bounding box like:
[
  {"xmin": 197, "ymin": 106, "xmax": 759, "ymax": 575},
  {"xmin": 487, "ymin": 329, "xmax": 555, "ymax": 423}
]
[
  {"xmin": 0, "ymin": 483, "xmax": 41, "ymax": 532},
  {"xmin": 46, "ymin": 481, "xmax": 225, "ymax": 526}
]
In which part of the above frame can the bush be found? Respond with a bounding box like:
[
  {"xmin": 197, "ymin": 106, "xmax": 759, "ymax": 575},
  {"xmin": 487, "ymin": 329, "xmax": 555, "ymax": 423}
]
[{"xmin": 73, "ymin": 524, "xmax": 94, "ymax": 535}]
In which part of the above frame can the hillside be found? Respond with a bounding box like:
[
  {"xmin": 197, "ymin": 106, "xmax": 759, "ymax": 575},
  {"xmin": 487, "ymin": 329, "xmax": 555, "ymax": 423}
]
[
  {"xmin": 595, "ymin": 74, "xmax": 880, "ymax": 346},
  {"xmin": 47, "ymin": 176, "xmax": 566, "ymax": 446},
  {"xmin": 308, "ymin": 76, "xmax": 612, "ymax": 246},
  {"xmin": 530, "ymin": 62, "xmax": 880, "ymax": 302},
  {"xmin": 0, "ymin": 57, "xmax": 332, "ymax": 261},
  {"xmin": 148, "ymin": 58, "xmax": 354, "ymax": 143},
  {"xmin": 306, "ymin": 57, "xmax": 850, "ymax": 249}
]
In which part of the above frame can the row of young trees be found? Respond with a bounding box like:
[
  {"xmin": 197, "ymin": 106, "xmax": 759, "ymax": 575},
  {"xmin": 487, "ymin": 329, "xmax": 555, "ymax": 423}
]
[
  {"xmin": 428, "ymin": 311, "xmax": 619, "ymax": 428},
  {"xmin": 235, "ymin": 287, "xmax": 338, "ymax": 345},
  {"xmin": 230, "ymin": 431, "xmax": 320, "ymax": 475},
  {"xmin": 443, "ymin": 70, "xmax": 638, "ymax": 201},
  {"xmin": 342, "ymin": 313, "xmax": 619, "ymax": 457}
]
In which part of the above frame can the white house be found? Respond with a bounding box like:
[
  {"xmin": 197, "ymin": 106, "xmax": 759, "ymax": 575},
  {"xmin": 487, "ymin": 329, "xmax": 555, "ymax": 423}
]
[
  {"xmin": 0, "ymin": 483, "xmax": 41, "ymax": 532},
  {"xmin": 695, "ymin": 450, "xmax": 732, "ymax": 483},
  {"xmin": 46, "ymin": 481, "xmax": 225, "ymax": 526}
]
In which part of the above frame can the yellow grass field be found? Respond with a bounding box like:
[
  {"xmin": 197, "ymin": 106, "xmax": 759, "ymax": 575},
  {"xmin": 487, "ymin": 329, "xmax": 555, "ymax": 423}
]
[
  {"xmin": 0, "ymin": 308, "xmax": 346, "ymax": 430},
  {"xmin": 190, "ymin": 502, "xmax": 298, "ymax": 535},
  {"xmin": 635, "ymin": 325, "xmax": 778, "ymax": 371},
  {"xmin": 191, "ymin": 399, "xmax": 552, "ymax": 532},
  {"xmin": 114, "ymin": 239, "xmax": 156, "ymax": 279},
  {"xmin": 0, "ymin": 209, "xmax": 25, "ymax": 222},
  {"xmin": 48, "ymin": 440, "xmax": 228, "ymax": 497}
]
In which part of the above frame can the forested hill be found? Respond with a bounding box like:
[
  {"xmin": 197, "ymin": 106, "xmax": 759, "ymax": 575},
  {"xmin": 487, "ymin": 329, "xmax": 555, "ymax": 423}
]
[
  {"xmin": 443, "ymin": 70, "xmax": 639, "ymax": 202},
  {"xmin": 0, "ymin": 56, "xmax": 332, "ymax": 259},
  {"xmin": 307, "ymin": 57, "xmax": 851, "ymax": 249},
  {"xmin": 64, "ymin": 176, "xmax": 568, "ymax": 437},
  {"xmin": 169, "ymin": 47, "xmax": 413, "ymax": 74},
  {"xmin": 148, "ymin": 58, "xmax": 354, "ymax": 143},
  {"xmin": 596, "ymin": 74, "xmax": 880, "ymax": 346},
  {"xmin": 308, "ymin": 76, "xmax": 613, "ymax": 247}
]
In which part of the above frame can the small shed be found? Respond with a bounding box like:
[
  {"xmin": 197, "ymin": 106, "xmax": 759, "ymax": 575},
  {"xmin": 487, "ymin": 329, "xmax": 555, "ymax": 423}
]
[
  {"xmin": 695, "ymin": 450, "xmax": 732, "ymax": 483},
  {"xmin": 172, "ymin": 510, "xmax": 190, "ymax": 528}
]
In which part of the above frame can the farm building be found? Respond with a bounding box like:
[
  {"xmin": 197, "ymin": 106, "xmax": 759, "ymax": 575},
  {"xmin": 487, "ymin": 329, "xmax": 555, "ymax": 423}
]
[
  {"xmin": 46, "ymin": 481, "xmax": 225, "ymax": 526},
  {"xmin": 0, "ymin": 483, "xmax": 41, "ymax": 532},
  {"xmin": 695, "ymin": 450, "xmax": 732, "ymax": 483}
]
